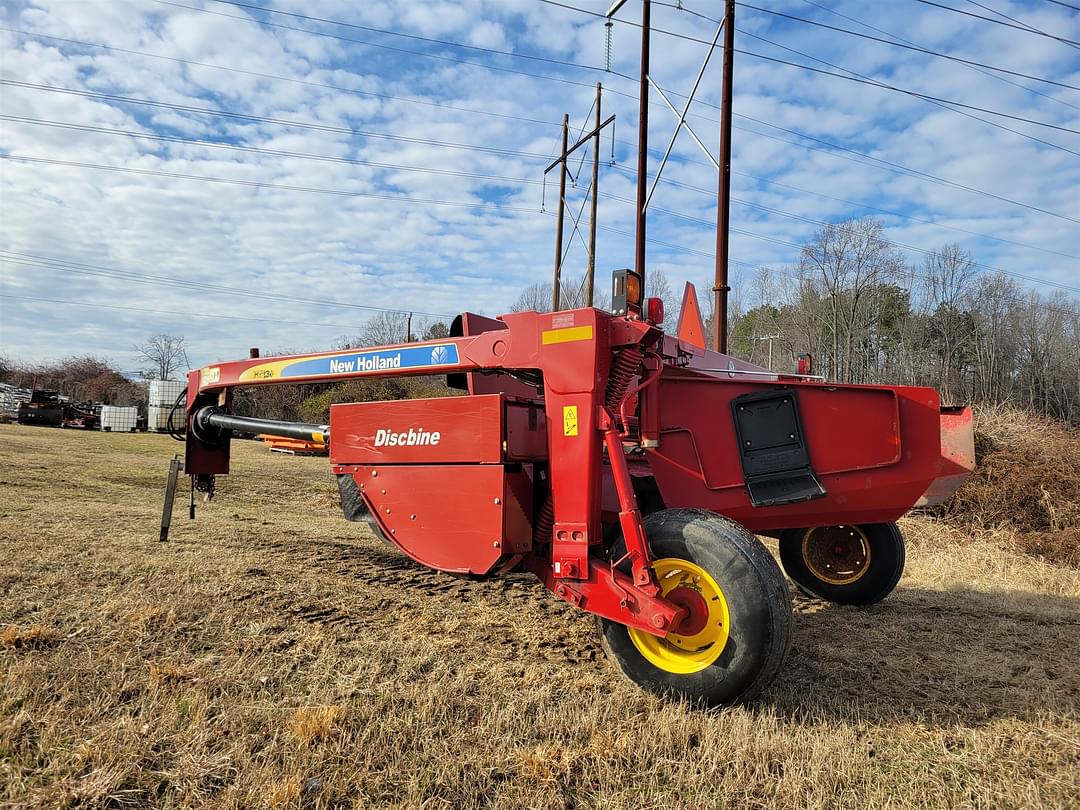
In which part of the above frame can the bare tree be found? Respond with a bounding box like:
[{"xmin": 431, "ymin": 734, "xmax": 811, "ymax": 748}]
[
  {"xmin": 798, "ymin": 217, "xmax": 904, "ymax": 382},
  {"xmin": 511, "ymin": 281, "xmax": 553, "ymax": 313},
  {"xmin": 646, "ymin": 268, "xmax": 681, "ymax": 324},
  {"xmin": 511, "ymin": 273, "xmax": 610, "ymax": 313},
  {"xmin": 136, "ymin": 334, "xmax": 189, "ymax": 380},
  {"xmin": 343, "ymin": 311, "xmax": 409, "ymax": 348},
  {"xmin": 923, "ymin": 244, "xmax": 978, "ymax": 403}
]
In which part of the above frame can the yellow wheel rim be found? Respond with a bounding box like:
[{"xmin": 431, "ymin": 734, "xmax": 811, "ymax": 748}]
[
  {"xmin": 627, "ymin": 558, "xmax": 730, "ymax": 674},
  {"xmin": 801, "ymin": 525, "xmax": 872, "ymax": 585}
]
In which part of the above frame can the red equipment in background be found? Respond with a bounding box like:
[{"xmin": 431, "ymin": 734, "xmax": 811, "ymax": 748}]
[{"xmin": 174, "ymin": 274, "xmax": 973, "ymax": 706}]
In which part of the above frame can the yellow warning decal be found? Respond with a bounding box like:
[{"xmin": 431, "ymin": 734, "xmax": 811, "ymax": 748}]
[
  {"xmin": 542, "ymin": 325, "xmax": 593, "ymax": 345},
  {"xmin": 563, "ymin": 405, "xmax": 579, "ymax": 436},
  {"xmin": 202, "ymin": 366, "xmax": 220, "ymax": 385}
]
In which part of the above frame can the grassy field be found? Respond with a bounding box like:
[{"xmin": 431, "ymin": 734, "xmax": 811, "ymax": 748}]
[{"xmin": 1, "ymin": 423, "xmax": 1078, "ymax": 809}]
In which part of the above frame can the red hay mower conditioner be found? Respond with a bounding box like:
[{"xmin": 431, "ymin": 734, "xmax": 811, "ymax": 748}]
[{"xmin": 169, "ymin": 274, "xmax": 974, "ymax": 706}]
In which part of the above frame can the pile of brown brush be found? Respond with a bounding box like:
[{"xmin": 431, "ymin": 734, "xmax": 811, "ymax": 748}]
[{"xmin": 930, "ymin": 404, "xmax": 1080, "ymax": 567}]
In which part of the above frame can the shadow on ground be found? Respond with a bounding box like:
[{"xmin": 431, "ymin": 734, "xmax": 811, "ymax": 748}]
[
  {"xmin": 210, "ymin": 527, "xmax": 1080, "ymax": 729},
  {"xmin": 772, "ymin": 586, "xmax": 1080, "ymax": 727}
]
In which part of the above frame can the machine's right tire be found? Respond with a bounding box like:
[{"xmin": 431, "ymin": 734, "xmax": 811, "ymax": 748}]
[{"xmin": 600, "ymin": 509, "xmax": 792, "ymax": 707}]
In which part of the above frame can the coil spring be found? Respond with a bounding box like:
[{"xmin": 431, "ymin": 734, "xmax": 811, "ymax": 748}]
[
  {"xmin": 533, "ymin": 492, "xmax": 555, "ymax": 546},
  {"xmin": 605, "ymin": 347, "xmax": 645, "ymax": 412}
]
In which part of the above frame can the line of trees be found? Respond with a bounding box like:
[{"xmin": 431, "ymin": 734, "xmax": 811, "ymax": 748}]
[
  {"xmin": 727, "ymin": 218, "xmax": 1079, "ymax": 422},
  {"xmin": 5, "ymin": 218, "xmax": 1073, "ymax": 425},
  {"xmin": 0, "ymin": 355, "xmax": 144, "ymax": 405},
  {"xmin": 0, "ymin": 334, "xmax": 192, "ymax": 409}
]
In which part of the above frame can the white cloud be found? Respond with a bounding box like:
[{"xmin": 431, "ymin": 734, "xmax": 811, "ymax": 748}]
[{"xmin": 0, "ymin": 0, "xmax": 1077, "ymax": 369}]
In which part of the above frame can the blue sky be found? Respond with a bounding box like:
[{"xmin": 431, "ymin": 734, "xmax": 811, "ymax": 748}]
[{"xmin": 1, "ymin": 0, "xmax": 1077, "ymax": 370}]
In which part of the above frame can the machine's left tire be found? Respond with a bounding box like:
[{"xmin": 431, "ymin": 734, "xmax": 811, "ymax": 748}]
[
  {"xmin": 778, "ymin": 523, "xmax": 904, "ymax": 606},
  {"xmin": 600, "ymin": 509, "xmax": 792, "ymax": 707}
]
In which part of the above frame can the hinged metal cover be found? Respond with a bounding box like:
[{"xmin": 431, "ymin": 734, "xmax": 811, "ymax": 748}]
[{"xmin": 731, "ymin": 389, "xmax": 826, "ymax": 507}]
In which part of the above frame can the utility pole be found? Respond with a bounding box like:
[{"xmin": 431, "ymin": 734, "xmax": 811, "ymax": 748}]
[
  {"xmin": 405, "ymin": 312, "xmax": 413, "ymax": 342},
  {"xmin": 752, "ymin": 333, "xmax": 781, "ymax": 370},
  {"xmin": 712, "ymin": 0, "xmax": 735, "ymax": 353},
  {"xmin": 552, "ymin": 113, "xmax": 569, "ymax": 312},
  {"xmin": 586, "ymin": 82, "xmax": 602, "ymax": 307},
  {"xmin": 634, "ymin": 0, "xmax": 651, "ymax": 295}
]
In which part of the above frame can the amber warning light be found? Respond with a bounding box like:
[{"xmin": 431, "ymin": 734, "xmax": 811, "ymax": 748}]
[{"xmin": 611, "ymin": 269, "xmax": 643, "ymax": 318}]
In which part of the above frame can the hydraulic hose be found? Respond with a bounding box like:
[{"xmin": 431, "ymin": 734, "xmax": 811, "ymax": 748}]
[{"xmin": 191, "ymin": 406, "xmax": 328, "ymax": 445}]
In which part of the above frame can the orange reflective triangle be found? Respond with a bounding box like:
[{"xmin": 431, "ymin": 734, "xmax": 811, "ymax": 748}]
[{"xmin": 677, "ymin": 282, "xmax": 707, "ymax": 349}]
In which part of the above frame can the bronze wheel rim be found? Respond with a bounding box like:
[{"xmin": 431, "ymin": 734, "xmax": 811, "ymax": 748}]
[{"xmin": 801, "ymin": 525, "xmax": 871, "ymax": 586}]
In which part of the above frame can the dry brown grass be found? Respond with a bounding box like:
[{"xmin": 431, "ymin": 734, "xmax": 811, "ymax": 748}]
[
  {"xmin": 1, "ymin": 625, "xmax": 61, "ymax": 650},
  {"xmin": 286, "ymin": 706, "xmax": 347, "ymax": 745},
  {"xmin": 930, "ymin": 404, "xmax": 1080, "ymax": 567},
  {"xmin": 1, "ymin": 423, "xmax": 1078, "ymax": 808}
]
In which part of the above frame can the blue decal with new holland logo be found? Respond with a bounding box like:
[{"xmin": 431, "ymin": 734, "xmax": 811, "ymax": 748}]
[{"xmin": 279, "ymin": 344, "xmax": 459, "ymax": 378}]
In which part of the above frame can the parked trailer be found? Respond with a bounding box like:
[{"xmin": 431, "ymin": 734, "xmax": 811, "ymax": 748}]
[
  {"xmin": 171, "ymin": 275, "xmax": 973, "ymax": 706},
  {"xmin": 17, "ymin": 390, "xmax": 63, "ymax": 426}
]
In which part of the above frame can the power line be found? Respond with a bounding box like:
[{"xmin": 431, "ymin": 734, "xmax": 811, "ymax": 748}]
[
  {"xmin": 25, "ymin": 104, "xmax": 1073, "ymax": 270},
  {"xmin": 536, "ymin": 0, "xmax": 1080, "ymax": 155},
  {"xmin": 168, "ymin": 0, "xmax": 1079, "ymax": 144},
  {"xmin": 0, "ymin": 292, "xmax": 386, "ymax": 331},
  {"xmin": 203, "ymin": 0, "xmax": 608, "ymax": 72},
  {"xmin": 608, "ymin": 163, "xmax": 1080, "ymax": 262},
  {"xmin": 965, "ymin": 0, "xmax": 1080, "ymax": 51},
  {"xmin": 734, "ymin": 112, "xmax": 1080, "ymax": 225},
  {"xmin": 737, "ymin": 46, "xmax": 1080, "ymax": 141},
  {"xmin": 5, "ymin": 165, "xmax": 1073, "ymax": 315},
  {"xmin": 0, "ymin": 154, "xmax": 544, "ymax": 213},
  {"xmin": 736, "ymin": 28, "xmax": 1080, "ymax": 165},
  {"xmin": 4, "ymin": 25, "xmax": 1075, "ymax": 287},
  {"xmin": 10, "ymin": 107, "xmax": 1075, "ymax": 270},
  {"xmin": 0, "ymin": 252, "xmax": 457, "ymax": 320},
  {"xmin": 0, "ymin": 80, "xmax": 552, "ymax": 161},
  {"xmin": 7, "ymin": 21, "xmax": 1074, "ymax": 225},
  {"xmin": 678, "ymin": 2, "xmax": 1080, "ymax": 154},
  {"xmin": 790, "ymin": 0, "xmax": 1080, "ymax": 114},
  {"xmin": 1039, "ymin": 0, "xmax": 1080, "ymax": 11},
  {"xmin": 739, "ymin": 2, "xmax": 1080, "ymax": 91},
  {"xmin": 911, "ymin": 0, "xmax": 1080, "ymax": 47},
  {"xmin": 629, "ymin": 188, "xmax": 1080, "ymax": 294},
  {"xmin": 0, "ymin": 115, "xmax": 544, "ymax": 188},
  {"xmin": 735, "ymin": 30, "xmax": 1080, "ymax": 179},
  {"xmin": 10, "ymin": 76, "xmax": 1080, "ymax": 252},
  {"xmin": 0, "ymin": 156, "xmax": 724, "ymax": 265},
  {"xmin": 10, "ymin": 151, "xmax": 1074, "ymax": 298},
  {"xmin": 147, "ymin": 0, "xmax": 619, "ymax": 90},
  {"xmin": 0, "ymin": 26, "xmax": 564, "ymax": 131}
]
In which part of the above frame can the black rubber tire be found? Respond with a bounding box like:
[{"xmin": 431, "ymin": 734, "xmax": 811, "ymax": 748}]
[
  {"xmin": 600, "ymin": 509, "xmax": 793, "ymax": 707},
  {"xmin": 336, "ymin": 474, "xmax": 369, "ymax": 522},
  {"xmin": 336, "ymin": 474, "xmax": 392, "ymax": 544},
  {"xmin": 778, "ymin": 522, "xmax": 905, "ymax": 606}
]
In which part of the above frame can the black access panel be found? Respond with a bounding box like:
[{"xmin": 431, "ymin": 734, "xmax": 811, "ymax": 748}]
[{"xmin": 730, "ymin": 389, "xmax": 827, "ymax": 507}]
